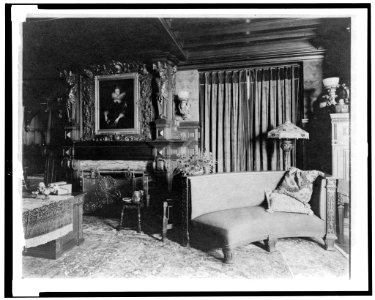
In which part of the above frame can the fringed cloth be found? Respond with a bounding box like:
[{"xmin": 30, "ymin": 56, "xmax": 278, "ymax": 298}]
[{"xmin": 23, "ymin": 195, "xmax": 74, "ymax": 248}]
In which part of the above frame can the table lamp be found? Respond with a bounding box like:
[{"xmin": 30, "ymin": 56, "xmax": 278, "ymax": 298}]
[{"xmin": 267, "ymin": 120, "xmax": 309, "ymax": 170}]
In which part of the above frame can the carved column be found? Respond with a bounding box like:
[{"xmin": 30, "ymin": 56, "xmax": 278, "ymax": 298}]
[
  {"xmin": 325, "ymin": 177, "xmax": 337, "ymax": 250},
  {"xmin": 151, "ymin": 140, "xmax": 185, "ymax": 192},
  {"xmin": 81, "ymin": 71, "xmax": 95, "ymax": 141},
  {"xmin": 171, "ymin": 64, "xmax": 177, "ymax": 120},
  {"xmin": 138, "ymin": 64, "xmax": 153, "ymax": 140}
]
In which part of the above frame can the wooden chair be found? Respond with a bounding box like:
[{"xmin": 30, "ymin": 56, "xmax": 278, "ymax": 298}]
[
  {"xmin": 132, "ymin": 173, "xmax": 150, "ymax": 208},
  {"xmin": 162, "ymin": 198, "xmax": 174, "ymax": 242}
]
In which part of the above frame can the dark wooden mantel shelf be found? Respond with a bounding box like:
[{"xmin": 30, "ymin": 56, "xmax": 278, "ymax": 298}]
[
  {"xmin": 72, "ymin": 140, "xmax": 187, "ymax": 161},
  {"xmin": 149, "ymin": 139, "xmax": 186, "ymax": 149}
]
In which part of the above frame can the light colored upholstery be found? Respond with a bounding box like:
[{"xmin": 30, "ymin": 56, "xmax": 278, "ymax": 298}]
[
  {"xmin": 193, "ymin": 206, "xmax": 325, "ymax": 248},
  {"xmin": 188, "ymin": 171, "xmax": 285, "ymax": 219},
  {"xmin": 184, "ymin": 171, "xmax": 330, "ymax": 256}
]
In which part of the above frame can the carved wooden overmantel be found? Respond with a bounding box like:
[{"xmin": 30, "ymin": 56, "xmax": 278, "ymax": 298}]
[
  {"xmin": 61, "ymin": 58, "xmax": 180, "ymax": 142},
  {"xmin": 59, "ymin": 56, "xmax": 199, "ymax": 195}
]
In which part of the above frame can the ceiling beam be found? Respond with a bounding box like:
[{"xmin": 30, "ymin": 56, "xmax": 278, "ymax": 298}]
[
  {"xmin": 170, "ymin": 18, "xmax": 283, "ymax": 30},
  {"xmin": 184, "ymin": 28, "xmax": 318, "ymax": 50},
  {"xmin": 186, "ymin": 39, "xmax": 322, "ymax": 60},
  {"xmin": 158, "ymin": 18, "xmax": 187, "ymax": 61},
  {"xmin": 179, "ymin": 18, "xmax": 322, "ymax": 39},
  {"xmin": 178, "ymin": 52, "xmax": 325, "ymax": 71},
  {"xmin": 169, "ymin": 18, "xmax": 247, "ymax": 30}
]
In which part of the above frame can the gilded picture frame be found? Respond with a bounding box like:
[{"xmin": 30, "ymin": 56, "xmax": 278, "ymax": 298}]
[{"xmin": 94, "ymin": 73, "xmax": 139, "ymax": 135}]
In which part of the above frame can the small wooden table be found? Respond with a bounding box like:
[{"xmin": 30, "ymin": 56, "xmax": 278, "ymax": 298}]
[{"xmin": 119, "ymin": 197, "xmax": 143, "ymax": 233}]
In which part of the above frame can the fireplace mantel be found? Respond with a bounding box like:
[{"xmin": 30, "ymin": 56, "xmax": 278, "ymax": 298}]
[{"xmin": 72, "ymin": 140, "xmax": 186, "ymax": 161}]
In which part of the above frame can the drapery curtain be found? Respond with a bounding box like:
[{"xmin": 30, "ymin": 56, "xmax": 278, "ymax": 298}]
[{"xmin": 199, "ymin": 64, "xmax": 301, "ymax": 172}]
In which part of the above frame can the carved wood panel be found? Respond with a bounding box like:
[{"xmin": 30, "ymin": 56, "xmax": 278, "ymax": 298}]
[
  {"xmin": 326, "ymin": 177, "xmax": 337, "ymax": 239},
  {"xmin": 61, "ymin": 70, "xmax": 80, "ymax": 125},
  {"xmin": 81, "ymin": 75, "xmax": 95, "ymax": 140}
]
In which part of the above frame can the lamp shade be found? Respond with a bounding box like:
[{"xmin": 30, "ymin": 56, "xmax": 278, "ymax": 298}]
[
  {"xmin": 267, "ymin": 120, "xmax": 309, "ymax": 140},
  {"xmin": 322, "ymin": 77, "xmax": 340, "ymax": 88}
]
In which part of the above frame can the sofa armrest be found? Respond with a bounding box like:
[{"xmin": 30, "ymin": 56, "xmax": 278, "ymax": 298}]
[
  {"xmin": 310, "ymin": 177, "xmax": 327, "ymax": 220},
  {"xmin": 311, "ymin": 176, "xmax": 338, "ymax": 240},
  {"xmin": 180, "ymin": 176, "xmax": 191, "ymax": 247}
]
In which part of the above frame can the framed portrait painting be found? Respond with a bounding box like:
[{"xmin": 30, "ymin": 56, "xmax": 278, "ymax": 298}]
[{"xmin": 95, "ymin": 73, "xmax": 139, "ymax": 135}]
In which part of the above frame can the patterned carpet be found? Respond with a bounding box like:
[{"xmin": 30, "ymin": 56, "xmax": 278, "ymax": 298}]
[{"xmin": 22, "ymin": 214, "xmax": 349, "ymax": 279}]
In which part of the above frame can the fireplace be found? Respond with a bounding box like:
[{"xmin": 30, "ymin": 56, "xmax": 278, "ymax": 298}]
[{"xmin": 69, "ymin": 139, "xmax": 189, "ymax": 210}]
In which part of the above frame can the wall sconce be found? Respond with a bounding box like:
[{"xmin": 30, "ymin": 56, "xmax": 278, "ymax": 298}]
[{"xmin": 176, "ymin": 91, "xmax": 191, "ymax": 120}]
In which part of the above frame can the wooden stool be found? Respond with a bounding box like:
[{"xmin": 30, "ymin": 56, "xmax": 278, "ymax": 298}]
[{"xmin": 119, "ymin": 197, "xmax": 143, "ymax": 233}]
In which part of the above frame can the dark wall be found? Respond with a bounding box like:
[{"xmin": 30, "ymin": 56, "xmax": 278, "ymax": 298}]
[
  {"xmin": 304, "ymin": 18, "xmax": 351, "ymax": 173},
  {"xmin": 314, "ymin": 18, "xmax": 351, "ymax": 84}
]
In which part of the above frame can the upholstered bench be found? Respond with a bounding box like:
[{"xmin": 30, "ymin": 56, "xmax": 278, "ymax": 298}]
[{"xmin": 180, "ymin": 171, "xmax": 337, "ymax": 263}]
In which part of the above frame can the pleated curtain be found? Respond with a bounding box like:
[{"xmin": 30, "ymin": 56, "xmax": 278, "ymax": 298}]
[{"xmin": 199, "ymin": 64, "xmax": 301, "ymax": 172}]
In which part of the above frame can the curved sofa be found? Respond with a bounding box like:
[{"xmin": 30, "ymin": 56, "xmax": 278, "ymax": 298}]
[{"xmin": 180, "ymin": 171, "xmax": 338, "ymax": 263}]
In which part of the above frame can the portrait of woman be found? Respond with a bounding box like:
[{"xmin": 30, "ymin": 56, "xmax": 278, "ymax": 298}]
[
  {"xmin": 103, "ymin": 85, "xmax": 127, "ymax": 128},
  {"xmin": 95, "ymin": 74, "xmax": 138, "ymax": 134}
]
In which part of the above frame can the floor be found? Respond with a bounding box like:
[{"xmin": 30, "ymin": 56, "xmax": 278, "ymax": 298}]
[
  {"xmin": 335, "ymin": 217, "xmax": 350, "ymax": 256},
  {"xmin": 22, "ymin": 206, "xmax": 349, "ymax": 279}
]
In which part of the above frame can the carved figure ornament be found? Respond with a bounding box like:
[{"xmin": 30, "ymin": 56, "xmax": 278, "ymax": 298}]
[
  {"xmin": 153, "ymin": 62, "xmax": 168, "ymax": 119},
  {"xmin": 177, "ymin": 91, "xmax": 191, "ymax": 120}
]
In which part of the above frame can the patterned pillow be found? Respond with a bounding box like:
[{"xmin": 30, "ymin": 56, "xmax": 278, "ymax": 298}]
[
  {"xmin": 275, "ymin": 167, "xmax": 325, "ymax": 204},
  {"xmin": 265, "ymin": 190, "xmax": 314, "ymax": 215}
]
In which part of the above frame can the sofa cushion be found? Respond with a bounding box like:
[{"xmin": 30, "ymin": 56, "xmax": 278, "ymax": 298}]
[
  {"xmin": 275, "ymin": 167, "xmax": 325, "ymax": 204},
  {"xmin": 192, "ymin": 206, "xmax": 325, "ymax": 248},
  {"xmin": 265, "ymin": 190, "xmax": 314, "ymax": 215}
]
